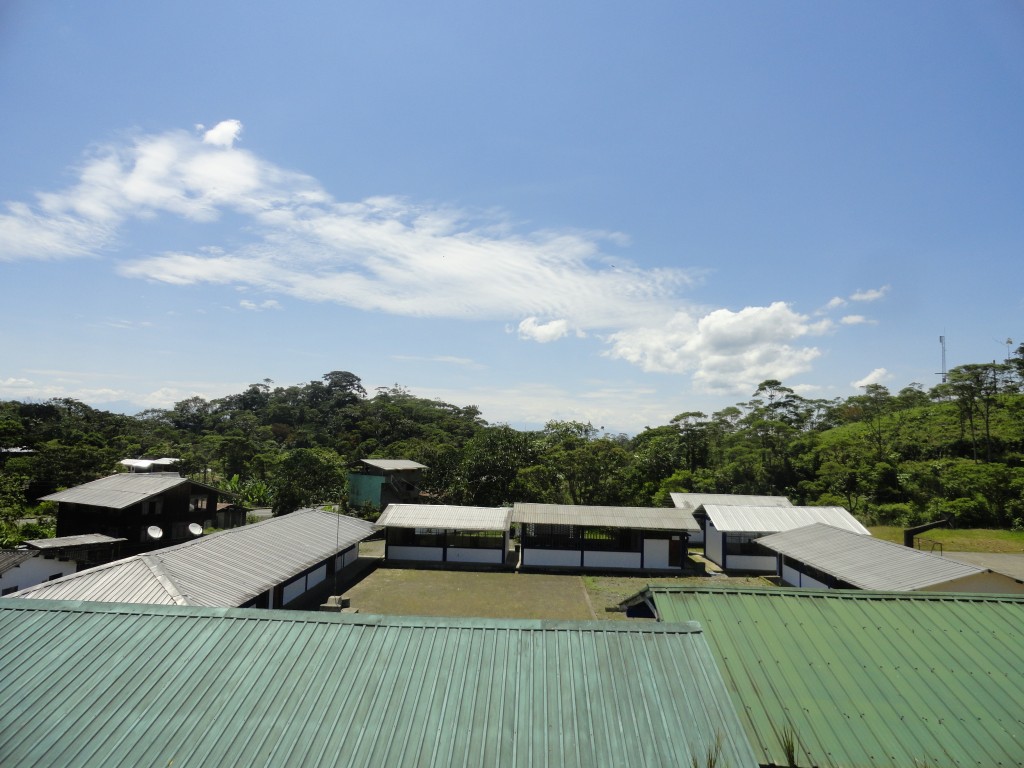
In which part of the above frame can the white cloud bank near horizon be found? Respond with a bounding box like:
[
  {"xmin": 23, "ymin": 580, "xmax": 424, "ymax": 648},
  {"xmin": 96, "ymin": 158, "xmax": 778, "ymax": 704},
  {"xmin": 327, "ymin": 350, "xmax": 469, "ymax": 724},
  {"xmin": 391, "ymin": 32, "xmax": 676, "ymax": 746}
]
[{"xmin": 0, "ymin": 120, "xmax": 886, "ymax": 397}]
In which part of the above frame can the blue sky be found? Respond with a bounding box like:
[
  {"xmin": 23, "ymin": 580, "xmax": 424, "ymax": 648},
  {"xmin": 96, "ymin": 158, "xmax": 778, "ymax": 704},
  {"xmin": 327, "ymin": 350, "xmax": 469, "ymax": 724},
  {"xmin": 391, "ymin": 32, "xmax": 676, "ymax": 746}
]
[{"xmin": 1, "ymin": 2, "xmax": 1022, "ymax": 434}]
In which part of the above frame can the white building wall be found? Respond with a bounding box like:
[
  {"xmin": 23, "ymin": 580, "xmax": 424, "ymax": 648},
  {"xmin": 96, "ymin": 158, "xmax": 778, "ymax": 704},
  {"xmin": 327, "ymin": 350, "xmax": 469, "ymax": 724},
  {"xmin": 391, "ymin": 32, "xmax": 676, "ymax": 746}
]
[
  {"xmin": 583, "ymin": 550, "xmax": 642, "ymax": 569},
  {"xmin": 781, "ymin": 562, "xmax": 830, "ymax": 589},
  {"xmin": 643, "ymin": 538, "xmax": 670, "ymax": 569},
  {"xmin": 307, "ymin": 564, "xmax": 327, "ymax": 588},
  {"xmin": 447, "ymin": 547, "xmax": 504, "ymax": 564},
  {"xmin": 726, "ymin": 553, "xmax": 777, "ymax": 572},
  {"xmin": 0, "ymin": 556, "xmax": 77, "ymax": 595},
  {"xmin": 705, "ymin": 524, "xmax": 724, "ymax": 567},
  {"xmin": 523, "ymin": 548, "xmax": 581, "ymax": 568},
  {"xmin": 388, "ymin": 546, "xmax": 444, "ymax": 562}
]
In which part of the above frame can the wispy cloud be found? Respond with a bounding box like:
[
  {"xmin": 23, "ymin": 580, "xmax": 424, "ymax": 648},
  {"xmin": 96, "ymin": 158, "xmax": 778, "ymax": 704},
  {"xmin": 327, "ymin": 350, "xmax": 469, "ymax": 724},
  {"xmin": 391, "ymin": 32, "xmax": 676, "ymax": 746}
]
[
  {"xmin": 391, "ymin": 354, "xmax": 485, "ymax": 370},
  {"xmin": 852, "ymin": 368, "xmax": 889, "ymax": 388},
  {"xmin": 850, "ymin": 285, "xmax": 890, "ymax": 302},
  {"xmin": 0, "ymin": 119, "xmax": 854, "ymax": 393},
  {"xmin": 239, "ymin": 299, "xmax": 281, "ymax": 311},
  {"xmin": 840, "ymin": 314, "xmax": 875, "ymax": 325}
]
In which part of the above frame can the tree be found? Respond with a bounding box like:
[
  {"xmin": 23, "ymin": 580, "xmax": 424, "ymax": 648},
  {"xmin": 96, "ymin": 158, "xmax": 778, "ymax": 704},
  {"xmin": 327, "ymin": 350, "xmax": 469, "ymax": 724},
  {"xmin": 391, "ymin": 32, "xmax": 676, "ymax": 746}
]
[{"xmin": 270, "ymin": 448, "xmax": 348, "ymax": 516}]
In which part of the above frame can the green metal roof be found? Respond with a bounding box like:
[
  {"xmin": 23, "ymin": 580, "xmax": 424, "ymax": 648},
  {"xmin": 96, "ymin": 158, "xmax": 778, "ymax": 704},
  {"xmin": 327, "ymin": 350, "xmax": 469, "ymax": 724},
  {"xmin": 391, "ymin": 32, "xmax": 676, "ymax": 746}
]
[
  {"xmin": 0, "ymin": 598, "xmax": 758, "ymax": 768},
  {"xmin": 646, "ymin": 586, "xmax": 1024, "ymax": 768}
]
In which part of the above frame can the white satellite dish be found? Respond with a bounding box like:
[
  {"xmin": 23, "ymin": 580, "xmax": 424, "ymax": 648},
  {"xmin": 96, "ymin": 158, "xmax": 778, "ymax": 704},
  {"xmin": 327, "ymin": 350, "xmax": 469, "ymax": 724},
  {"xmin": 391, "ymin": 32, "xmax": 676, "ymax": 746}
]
[
  {"xmin": 146, "ymin": 525, "xmax": 164, "ymax": 540},
  {"xmin": 188, "ymin": 523, "xmax": 203, "ymax": 537}
]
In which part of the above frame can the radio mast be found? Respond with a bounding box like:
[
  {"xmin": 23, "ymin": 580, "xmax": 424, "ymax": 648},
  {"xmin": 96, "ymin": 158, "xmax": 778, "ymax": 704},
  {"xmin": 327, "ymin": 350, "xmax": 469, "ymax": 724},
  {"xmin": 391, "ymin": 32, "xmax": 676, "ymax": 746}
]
[{"xmin": 937, "ymin": 335, "xmax": 947, "ymax": 384}]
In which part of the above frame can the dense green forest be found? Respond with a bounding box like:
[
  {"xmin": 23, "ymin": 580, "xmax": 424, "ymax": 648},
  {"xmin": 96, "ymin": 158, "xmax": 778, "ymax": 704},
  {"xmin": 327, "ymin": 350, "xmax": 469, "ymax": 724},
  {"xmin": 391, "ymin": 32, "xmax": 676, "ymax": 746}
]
[{"xmin": 3, "ymin": 348, "xmax": 1024, "ymax": 545}]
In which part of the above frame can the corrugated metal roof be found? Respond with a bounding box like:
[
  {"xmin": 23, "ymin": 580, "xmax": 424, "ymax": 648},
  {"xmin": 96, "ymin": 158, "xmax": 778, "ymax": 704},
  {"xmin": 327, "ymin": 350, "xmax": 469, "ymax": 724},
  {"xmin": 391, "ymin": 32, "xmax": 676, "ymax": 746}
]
[
  {"xmin": 10, "ymin": 509, "xmax": 375, "ymax": 606},
  {"xmin": 39, "ymin": 473, "xmax": 225, "ymax": 509},
  {"xmin": 360, "ymin": 458, "xmax": 427, "ymax": 471},
  {"xmin": 757, "ymin": 523, "xmax": 992, "ymax": 591},
  {"xmin": 670, "ymin": 492, "xmax": 793, "ymax": 512},
  {"xmin": 512, "ymin": 502, "xmax": 700, "ymax": 531},
  {"xmin": 647, "ymin": 586, "xmax": 1024, "ymax": 768},
  {"xmin": 701, "ymin": 503, "xmax": 870, "ymax": 534},
  {"xmin": 0, "ymin": 599, "xmax": 759, "ymax": 768},
  {"xmin": 378, "ymin": 503, "xmax": 512, "ymax": 531},
  {"xmin": 23, "ymin": 534, "xmax": 126, "ymax": 550},
  {"xmin": 0, "ymin": 550, "xmax": 37, "ymax": 575}
]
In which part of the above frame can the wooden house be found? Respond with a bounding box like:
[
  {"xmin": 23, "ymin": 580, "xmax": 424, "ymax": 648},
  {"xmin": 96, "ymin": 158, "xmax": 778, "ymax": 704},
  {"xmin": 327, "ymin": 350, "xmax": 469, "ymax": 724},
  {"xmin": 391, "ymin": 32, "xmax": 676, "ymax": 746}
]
[{"xmin": 42, "ymin": 471, "xmax": 230, "ymax": 555}]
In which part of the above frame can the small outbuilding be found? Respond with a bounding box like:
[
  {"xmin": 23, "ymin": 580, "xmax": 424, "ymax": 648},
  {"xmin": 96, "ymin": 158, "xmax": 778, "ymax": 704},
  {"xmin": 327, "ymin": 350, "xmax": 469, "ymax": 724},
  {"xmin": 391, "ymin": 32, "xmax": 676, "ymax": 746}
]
[
  {"xmin": 513, "ymin": 502, "xmax": 698, "ymax": 571},
  {"xmin": 377, "ymin": 503, "xmax": 512, "ymax": 565},
  {"xmin": 696, "ymin": 503, "xmax": 869, "ymax": 572},
  {"xmin": 347, "ymin": 459, "xmax": 427, "ymax": 510},
  {"xmin": 757, "ymin": 522, "xmax": 1024, "ymax": 593}
]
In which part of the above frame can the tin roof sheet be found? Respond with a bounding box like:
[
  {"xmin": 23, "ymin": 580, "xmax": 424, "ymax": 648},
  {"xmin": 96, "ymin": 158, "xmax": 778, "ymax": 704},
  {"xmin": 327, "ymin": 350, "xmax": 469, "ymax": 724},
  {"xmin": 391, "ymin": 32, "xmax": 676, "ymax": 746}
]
[
  {"xmin": 701, "ymin": 503, "xmax": 869, "ymax": 534},
  {"xmin": 0, "ymin": 550, "xmax": 37, "ymax": 575},
  {"xmin": 360, "ymin": 458, "xmax": 427, "ymax": 471},
  {"xmin": 0, "ymin": 599, "xmax": 758, "ymax": 768},
  {"xmin": 757, "ymin": 523, "xmax": 992, "ymax": 591},
  {"xmin": 39, "ymin": 473, "xmax": 224, "ymax": 509},
  {"xmin": 512, "ymin": 502, "xmax": 699, "ymax": 531},
  {"xmin": 670, "ymin": 492, "xmax": 793, "ymax": 512},
  {"xmin": 646, "ymin": 586, "xmax": 1024, "ymax": 768},
  {"xmin": 378, "ymin": 504, "xmax": 512, "ymax": 531},
  {"xmin": 23, "ymin": 534, "xmax": 126, "ymax": 550},
  {"xmin": 10, "ymin": 509, "xmax": 375, "ymax": 606}
]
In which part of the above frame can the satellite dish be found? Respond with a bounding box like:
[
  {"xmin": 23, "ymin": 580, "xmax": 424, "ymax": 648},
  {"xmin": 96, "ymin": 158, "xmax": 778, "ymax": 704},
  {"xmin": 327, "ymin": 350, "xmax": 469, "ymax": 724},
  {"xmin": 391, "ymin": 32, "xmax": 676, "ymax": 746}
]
[
  {"xmin": 188, "ymin": 523, "xmax": 203, "ymax": 537},
  {"xmin": 146, "ymin": 525, "xmax": 164, "ymax": 540}
]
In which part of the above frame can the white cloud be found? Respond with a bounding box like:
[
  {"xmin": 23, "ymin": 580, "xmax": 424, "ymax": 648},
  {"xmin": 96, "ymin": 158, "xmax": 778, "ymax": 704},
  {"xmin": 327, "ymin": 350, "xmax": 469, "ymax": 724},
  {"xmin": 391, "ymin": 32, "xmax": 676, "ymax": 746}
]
[
  {"xmin": 840, "ymin": 314, "xmax": 875, "ymax": 325},
  {"xmin": 239, "ymin": 299, "xmax": 281, "ymax": 311},
  {"xmin": 201, "ymin": 119, "xmax": 243, "ymax": 148},
  {"xmin": 850, "ymin": 285, "xmax": 890, "ymax": 302},
  {"xmin": 0, "ymin": 120, "xmax": 864, "ymax": 392},
  {"xmin": 825, "ymin": 296, "xmax": 847, "ymax": 310},
  {"xmin": 518, "ymin": 317, "xmax": 571, "ymax": 343},
  {"xmin": 605, "ymin": 302, "xmax": 831, "ymax": 394},
  {"xmin": 852, "ymin": 368, "xmax": 889, "ymax": 388}
]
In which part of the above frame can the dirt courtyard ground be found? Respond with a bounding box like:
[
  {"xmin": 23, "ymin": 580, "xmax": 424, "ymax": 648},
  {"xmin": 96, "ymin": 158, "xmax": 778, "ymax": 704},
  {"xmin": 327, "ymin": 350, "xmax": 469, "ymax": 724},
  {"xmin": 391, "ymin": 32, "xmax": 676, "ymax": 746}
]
[{"xmin": 341, "ymin": 565, "xmax": 772, "ymax": 621}]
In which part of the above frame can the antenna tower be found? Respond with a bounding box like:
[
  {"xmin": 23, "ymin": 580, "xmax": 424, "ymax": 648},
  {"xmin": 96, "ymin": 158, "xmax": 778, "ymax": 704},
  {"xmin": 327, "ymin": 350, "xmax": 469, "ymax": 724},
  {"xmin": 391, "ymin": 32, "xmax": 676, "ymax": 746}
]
[{"xmin": 937, "ymin": 335, "xmax": 947, "ymax": 384}]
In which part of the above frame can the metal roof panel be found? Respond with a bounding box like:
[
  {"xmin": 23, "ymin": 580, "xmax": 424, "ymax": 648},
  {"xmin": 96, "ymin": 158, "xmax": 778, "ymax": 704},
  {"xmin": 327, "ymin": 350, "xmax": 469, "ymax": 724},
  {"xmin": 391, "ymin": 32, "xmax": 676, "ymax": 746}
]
[
  {"xmin": 0, "ymin": 599, "xmax": 759, "ymax": 768},
  {"xmin": 512, "ymin": 502, "xmax": 699, "ymax": 531},
  {"xmin": 647, "ymin": 586, "xmax": 1024, "ymax": 768},
  {"xmin": 10, "ymin": 509, "xmax": 375, "ymax": 606},
  {"xmin": 757, "ymin": 523, "xmax": 992, "ymax": 591},
  {"xmin": 377, "ymin": 504, "xmax": 512, "ymax": 531},
  {"xmin": 701, "ymin": 504, "xmax": 869, "ymax": 534}
]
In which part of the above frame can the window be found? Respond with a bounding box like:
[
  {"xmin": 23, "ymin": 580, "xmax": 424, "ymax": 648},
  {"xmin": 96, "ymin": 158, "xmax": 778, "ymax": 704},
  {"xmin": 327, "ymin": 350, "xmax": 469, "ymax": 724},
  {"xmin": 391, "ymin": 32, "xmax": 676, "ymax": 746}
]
[
  {"xmin": 725, "ymin": 533, "xmax": 770, "ymax": 557},
  {"xmin": 522, "ymin": 523, "xmax": 580, "ymax": 550},
  {"xmin": 448, "ymin": 529, "xmax": 505, "ymax": 549}
]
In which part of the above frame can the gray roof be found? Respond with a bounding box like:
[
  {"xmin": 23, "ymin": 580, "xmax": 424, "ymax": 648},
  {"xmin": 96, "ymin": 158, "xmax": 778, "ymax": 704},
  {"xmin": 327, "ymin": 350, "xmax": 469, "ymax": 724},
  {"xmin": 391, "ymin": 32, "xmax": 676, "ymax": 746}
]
[
  {"xmin": 0, "ymin": 599, "xmax": 758, "ymax": 768},
  {"xmin": 359, "ymin": 458, "xmax": 427, "ymax": 471},
  {"xmin": 670, "ymin": 492, "xmax": 793, "ymax": 512},
  {"xmin": 378, "ymin": 504, "xmax": 512, "ymax": 531},
  {"xmin": 0, "ymin": 550, "xmax": 37, "ymax": 575},
  {"xmin": 39, "ymin": 472, "xmax": 225, "ymax": 509},
  {"xmin": 22, "ymin": 534, "xmax": 126, "ymax": 550},
  {"xmin": 701, "ymin": 503, "xmax": 869, "ymax": 534},
  {"xmin": 9, "ymin": 509, "xmax": 375, "ymax": 606},
  {"xmin": 757, "ymin": 523, "xmax": 999, "ymax": 590},
  {"xmin": 513, "ymin": 503, "xmax": 699, "ymax": 532}
]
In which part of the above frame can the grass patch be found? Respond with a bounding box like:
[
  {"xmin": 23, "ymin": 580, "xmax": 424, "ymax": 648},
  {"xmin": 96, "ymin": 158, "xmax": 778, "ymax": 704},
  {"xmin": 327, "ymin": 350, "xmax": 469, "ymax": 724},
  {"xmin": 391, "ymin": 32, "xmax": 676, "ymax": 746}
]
[
  {"xmin": 869, "ymin": 527, "xmax": 1024, "ymax": 553},
  {"xmin": 343, "ymin": 564, "xmax": 777, "ymax": 621}
]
